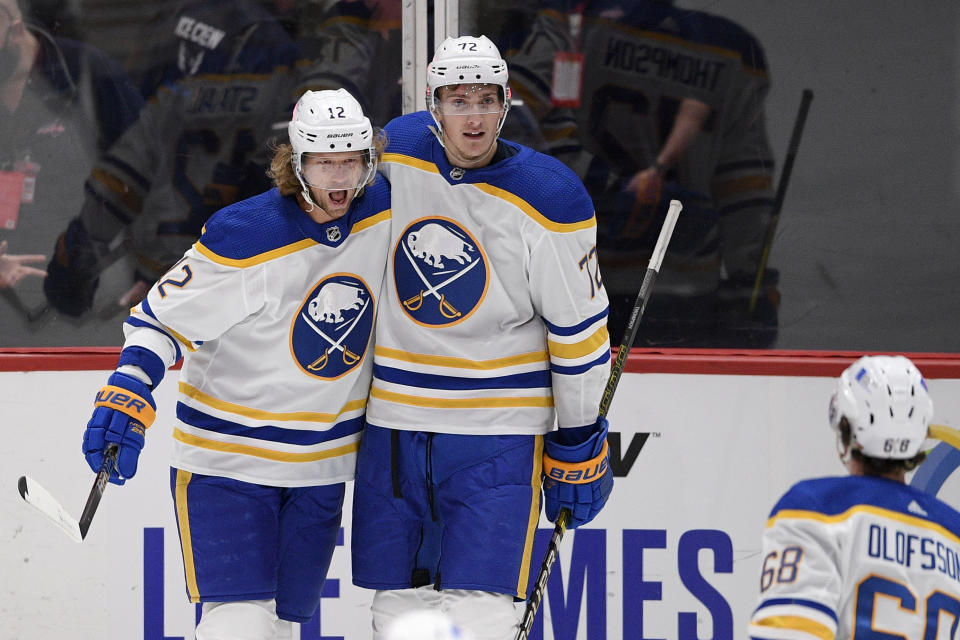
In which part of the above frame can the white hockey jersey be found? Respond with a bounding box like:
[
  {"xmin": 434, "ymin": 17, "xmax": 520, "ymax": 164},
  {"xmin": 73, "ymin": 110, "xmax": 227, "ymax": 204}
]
[
  {"xmin": 365, "ymin": 111, "xmax": 610, "ymax": 436},
  {"xmin": 121, "ymin": 182, "xmax": 391, "ymax": 486},
  {"xmin": 749, "ymin": 475, "xmax": 960, "ymax": 640}
]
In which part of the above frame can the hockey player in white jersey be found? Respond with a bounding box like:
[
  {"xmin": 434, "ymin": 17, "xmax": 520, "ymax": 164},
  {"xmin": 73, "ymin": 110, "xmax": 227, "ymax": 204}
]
[
  {"xmin": 749, "ymin": 355, "xmax": 960, "ymax": 640},
  {"xmin": 351, "ymin": 35, "xmax": 613, "ymax": 639},
  {"xmin": 79, "ymin": 88, "xmax": 391, "ymax": 639}
]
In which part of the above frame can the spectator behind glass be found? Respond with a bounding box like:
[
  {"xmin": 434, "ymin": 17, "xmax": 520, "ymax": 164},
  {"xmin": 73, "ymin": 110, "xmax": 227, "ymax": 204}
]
[
  {"xmin": 509, "ymin": 0, "xmax": 779, "ymax": 348},
  {"xmin": 293, "ymin": 0, "xmax": 402, "ymax": 128},
  {"xmin": 43, "ymin": 0, "xmax": 300, "ymax": 321},
  {"xmin": 0, "ymin": 0, "xmax": 142, "ymax": 345}
]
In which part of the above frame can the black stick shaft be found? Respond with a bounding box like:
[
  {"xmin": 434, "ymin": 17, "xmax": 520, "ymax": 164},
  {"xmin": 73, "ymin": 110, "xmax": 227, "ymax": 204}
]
[
  {"xmin": 516, "ymin": 200, "xmax": 682, "ymax": 640},
  {"xmin": 78, "ymin": 443, "xmax": 117, "ymax": 539},
  {"xmin": 749, "ymin": 89, "xmax": 813, "ymax": 313}
]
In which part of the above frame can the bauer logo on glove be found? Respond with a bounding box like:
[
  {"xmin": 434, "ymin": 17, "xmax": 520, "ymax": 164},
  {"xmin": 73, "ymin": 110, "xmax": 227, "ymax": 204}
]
[
  {"xmin": 95, "ymin": 385, "xmax": 155, "ymax": 421},
  {"xmin": 543, "ymin": 440, "xmax": 609, "ymax": 484}
]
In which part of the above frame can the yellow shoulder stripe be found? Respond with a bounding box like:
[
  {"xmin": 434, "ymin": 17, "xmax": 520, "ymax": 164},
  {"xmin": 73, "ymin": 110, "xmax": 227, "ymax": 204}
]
[
  {"xmin": 383, "ymin": 152, "xmax": 441, "ymax": 174},
  {"xmin": 351, "ymin": 208, "xmax": 391, "ymax": 234},
  {"xmin": 768, "ymin": 505, "xmax": 960, "ymax": 544},
  {"xmin": 195, "ymin": 238, "xmax": 317, "ymax": 267},
  {"xmin": 473, "ymin": 183, "xmax": 596, "ymax": 233}
]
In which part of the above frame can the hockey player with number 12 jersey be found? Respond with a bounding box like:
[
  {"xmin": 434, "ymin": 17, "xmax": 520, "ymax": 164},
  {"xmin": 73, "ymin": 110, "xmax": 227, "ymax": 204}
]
[{"xmin": 78, "ymin": 89, "xmax": 391, "ymax": 639}]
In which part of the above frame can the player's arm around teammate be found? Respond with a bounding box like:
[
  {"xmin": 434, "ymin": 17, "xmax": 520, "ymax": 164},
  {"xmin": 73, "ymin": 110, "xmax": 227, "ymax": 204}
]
[
  {"xmin": 80, "ymin": 88, "xmax": 391, "ymax": 640},
  {"xmin": 748, "ymin": 355, "xmax": 960, "ymax": 640}
]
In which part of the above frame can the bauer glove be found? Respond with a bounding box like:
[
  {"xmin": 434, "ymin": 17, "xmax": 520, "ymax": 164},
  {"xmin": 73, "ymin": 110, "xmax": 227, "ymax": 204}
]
[
  {"xmin": 542, "ymin": 418, "xmax": 614, "ymax": 529},
  {"xmin": 83, "ymin": 372, "xmax": 156, "ymax": 485}
]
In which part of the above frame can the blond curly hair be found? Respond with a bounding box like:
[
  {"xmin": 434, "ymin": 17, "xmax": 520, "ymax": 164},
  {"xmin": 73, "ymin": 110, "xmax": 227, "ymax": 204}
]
[{"xmin": 267, "ymin": 129, "xmax": 388, "ymax": 198}]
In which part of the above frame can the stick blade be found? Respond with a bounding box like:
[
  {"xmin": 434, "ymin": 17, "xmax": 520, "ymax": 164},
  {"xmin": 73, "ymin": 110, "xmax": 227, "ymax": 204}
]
[{"xmin": 17, "ymin": 475, "xmax": 84, "ymax": 543}]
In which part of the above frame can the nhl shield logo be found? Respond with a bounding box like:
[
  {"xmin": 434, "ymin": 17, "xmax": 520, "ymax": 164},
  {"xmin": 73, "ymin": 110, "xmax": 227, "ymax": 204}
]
[
  {"xmin": 290, "ymin": 274, "xmax": 374, "ymax": 379},
  {"xmin": 326, "ymin": 226, "xmax": 342, "ymax": 242},
  {"xmin": 394, "ymin": 217, "xmax": 488, "ymax": 327}
]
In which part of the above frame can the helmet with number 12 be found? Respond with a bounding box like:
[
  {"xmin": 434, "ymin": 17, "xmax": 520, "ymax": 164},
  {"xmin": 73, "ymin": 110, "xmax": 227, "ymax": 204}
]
[{"xmin": 288, "ymin": 88, "xmax": 378, "ymax": 210}]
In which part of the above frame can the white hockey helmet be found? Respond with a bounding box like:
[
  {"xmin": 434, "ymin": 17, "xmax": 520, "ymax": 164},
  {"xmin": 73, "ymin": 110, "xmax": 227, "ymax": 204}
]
[
  {"xmin": 426, "ymin": 35, "xmax": 511, "ymax": 141},
  {"xmin": 829, "ymin": 355, "xmax": 933, "ymax": 460},
  {"xmin": 288, "ymin": 89, "xmax": 377, "ymax": 207},
  {"xmin": 383, "ymin": 609, "xmax": 473, "ymax": 640}
]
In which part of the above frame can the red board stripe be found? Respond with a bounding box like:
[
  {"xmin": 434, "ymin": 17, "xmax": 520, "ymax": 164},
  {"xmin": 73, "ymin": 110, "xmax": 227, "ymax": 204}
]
[
  {"xmin": 619, "ymin": 348, "xmax": 960, "ymax": 378},
  {"xmin": 2, "ymin": 347, "xmax": 959, "ymax": 377}
]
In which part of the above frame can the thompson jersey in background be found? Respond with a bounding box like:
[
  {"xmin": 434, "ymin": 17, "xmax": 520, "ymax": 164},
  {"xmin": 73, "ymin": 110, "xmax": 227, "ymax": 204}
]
[
  {"xmin": 749, "ymin": 475, "xmax": 960, "ymax": 640},
  {"xmin": 121, "ymin": 182, "xmax": 391, "ymax": 486},
  {"xmin": 366, "ymin": 111, "xmax": 610, "ymax": 436},
  {"xmin": 509, "ymin": 0, "xmax": 775, "ymax": 297},
  {"xmin": 77, "ymin": 0, "xmax": 300, "ymax": 285}
]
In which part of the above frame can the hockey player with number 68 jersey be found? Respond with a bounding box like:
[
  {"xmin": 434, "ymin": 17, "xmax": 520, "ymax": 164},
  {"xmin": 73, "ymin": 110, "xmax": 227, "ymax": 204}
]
[
  {"xmin": 78, "ymin": 89, "xmax": 391, "ymax": 639},
  {"xmin": 749, "ymin": 355, "xmax": 960, "ymax": 640}
]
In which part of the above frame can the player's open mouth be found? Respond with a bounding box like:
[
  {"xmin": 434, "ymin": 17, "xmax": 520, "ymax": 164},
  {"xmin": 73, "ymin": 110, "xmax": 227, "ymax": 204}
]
[
  {"xmin": 328, "ymin": 190, "xmax": 348, "ymax": 205},
  {"xmin": 464, "ymin": 131, "xmax": 485, "ymax": 138}
]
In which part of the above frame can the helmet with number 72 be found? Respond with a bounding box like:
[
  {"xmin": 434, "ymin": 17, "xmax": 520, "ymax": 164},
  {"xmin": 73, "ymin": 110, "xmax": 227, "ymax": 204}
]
[
  {"xmin": 426, "ymin": 35, "xmax": 511, "ymax": 139},
  {"xmin": 829, "ymin": 355, "xmax": 933, "ymax": 459}
]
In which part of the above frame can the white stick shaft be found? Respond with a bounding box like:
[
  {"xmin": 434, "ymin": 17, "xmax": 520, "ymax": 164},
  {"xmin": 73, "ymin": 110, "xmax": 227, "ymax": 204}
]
[{"xmin": 648, "ymin": 200, "xmax": 682, "ymax": 274}]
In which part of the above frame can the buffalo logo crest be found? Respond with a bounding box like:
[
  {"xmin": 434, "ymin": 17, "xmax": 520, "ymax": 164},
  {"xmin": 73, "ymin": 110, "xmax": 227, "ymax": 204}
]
[
  {"xmin": 290, "ymin": 274, "xmax": 374, "ymax": 378},
  {"xmin": 394, "ymin": 217, "xmax": 487, "ymax": 327}
]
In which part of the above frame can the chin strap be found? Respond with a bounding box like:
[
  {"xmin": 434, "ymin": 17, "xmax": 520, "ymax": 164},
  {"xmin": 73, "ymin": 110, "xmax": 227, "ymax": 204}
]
[
  {"xmin": 428, "ymin": 122, "xmax": 446, "ymax": 149},
  {"xmin": 300, "ymin": 189, "xmax": 316, "ymax": 212}
]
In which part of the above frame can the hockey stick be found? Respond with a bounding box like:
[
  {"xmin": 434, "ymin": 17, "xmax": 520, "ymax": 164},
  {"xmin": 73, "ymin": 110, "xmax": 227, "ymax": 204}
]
[
  {"xmin": 749, "ymin": 89, "xmax": 813, "ymax": 314},
  {"xmin": 929, "ymin": 424, "xmax": 960, "ymax": 450},
  {"xmin": 17, "ymin": 442, "xmax": 118, "ymax": 542},
  {"xmin": 516, "ymin": 199, "xmax": 683, "ymax": 640}
]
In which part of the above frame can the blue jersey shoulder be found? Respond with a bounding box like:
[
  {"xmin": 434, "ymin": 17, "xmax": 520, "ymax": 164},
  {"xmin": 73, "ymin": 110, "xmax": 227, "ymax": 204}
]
[
  {"xmin": 485, "ymin": 143, "xmax": 595, "ymax": 226},
  {"xmin": 383, "ymin": 113, "xmax": 593, "ymax": 226},
  {"xmin": 350, "ymin": 173, "xmax": 392, "ymax": 224},
  {"xmin": 771, "ymin": 475, "xmax": 960, "ymax": 536},
  {"xmin": 383, "ymin": 111, "xmax": 438, "ymax": 161},
  {"xmin": 199, "ymin": 189, "xmax": 309, "ymax": 259}
]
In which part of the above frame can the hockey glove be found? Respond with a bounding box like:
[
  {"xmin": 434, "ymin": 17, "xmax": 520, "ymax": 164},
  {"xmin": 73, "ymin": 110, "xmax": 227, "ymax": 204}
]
[
  {"xmin": 542, "ymin": 418, "xmax": 613, "ymax": 529},
  {"xmin": 44, "ymin": 219, "xmax": 101, "ymax": 316},
  {"xmin": 83, "ymin": 372, "xmax": 156, "ymax": 485}
]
